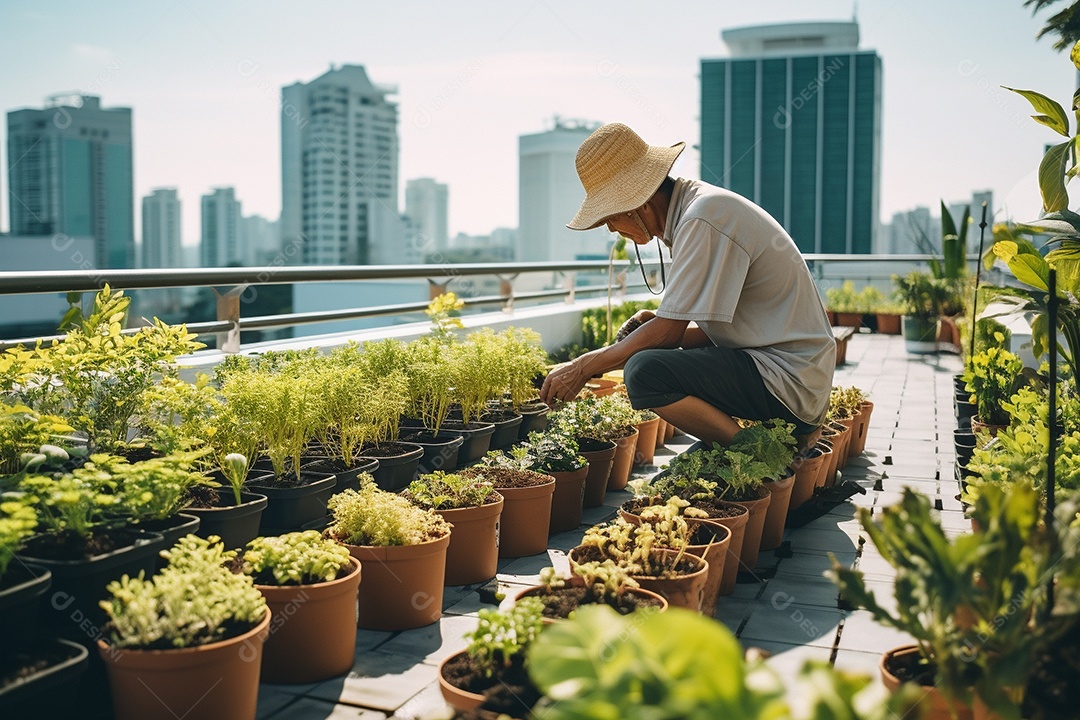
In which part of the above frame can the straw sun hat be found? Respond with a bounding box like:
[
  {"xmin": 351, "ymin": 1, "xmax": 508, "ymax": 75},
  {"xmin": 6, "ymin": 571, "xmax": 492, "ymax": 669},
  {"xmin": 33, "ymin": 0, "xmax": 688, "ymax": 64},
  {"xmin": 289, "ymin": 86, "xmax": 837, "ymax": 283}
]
[{"xmin": 566, "ymin": 123, "xmax": 685, "ymax": 231}]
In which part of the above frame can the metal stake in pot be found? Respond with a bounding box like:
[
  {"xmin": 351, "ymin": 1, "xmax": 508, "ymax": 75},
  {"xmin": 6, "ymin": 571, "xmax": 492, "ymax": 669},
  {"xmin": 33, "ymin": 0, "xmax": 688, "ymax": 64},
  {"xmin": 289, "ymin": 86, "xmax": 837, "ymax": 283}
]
[
  {"xmin": 969, "ymin": 201, "xmax": 989, "ymax": 365},
  {"xmin": 1045, "ymin": 268, "xmax": 1058, "ymax": 620}
]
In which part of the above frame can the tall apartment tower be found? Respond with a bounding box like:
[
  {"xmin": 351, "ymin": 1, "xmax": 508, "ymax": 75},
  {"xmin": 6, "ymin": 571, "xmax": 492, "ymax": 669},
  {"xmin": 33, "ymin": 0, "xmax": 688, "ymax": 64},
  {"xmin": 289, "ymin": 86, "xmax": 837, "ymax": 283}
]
[
  {"xmin": 405, "ymin": 178, "xmax": 449, "ymax": 252},
  {"xmin": 518, "ymin": 118, "xmax": 610, "ymax": 263},
  {"xmin": 281, "ymin": 65, "xmax": 400, "ymax": 265},
  {"xmin": 141, "ymin": 188, "xmax": 182, "ymax": 268},
  {"xmin": 6, "ymin": 94, "xmax": 134, "ymax": 268},
  {"xmin": 200, "ymin": 187, "xmax": 242, "ymax": 267},
  {"xmin": 700, "ymin": 21, "xmax": 882, "ymax": 254}
]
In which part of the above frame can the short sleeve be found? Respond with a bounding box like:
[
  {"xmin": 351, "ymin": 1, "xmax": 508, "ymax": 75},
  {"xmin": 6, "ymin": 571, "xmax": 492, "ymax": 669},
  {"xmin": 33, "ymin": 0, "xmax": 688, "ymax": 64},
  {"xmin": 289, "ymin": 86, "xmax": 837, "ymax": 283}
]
[{"xmin": 656, "ymin": 218, "xmax": 750, "ymax": 323}]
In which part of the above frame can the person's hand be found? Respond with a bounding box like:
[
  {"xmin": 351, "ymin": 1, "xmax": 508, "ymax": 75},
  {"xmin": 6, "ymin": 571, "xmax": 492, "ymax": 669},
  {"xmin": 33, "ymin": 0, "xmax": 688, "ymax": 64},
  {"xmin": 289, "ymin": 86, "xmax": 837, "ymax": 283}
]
[
  {"xmin": 615, "ymin": 309, "xmax": 656, "ymax": 342},
  {"xmin": 539, "ymin": 360, "xmax": 589, "ymax": 406}
]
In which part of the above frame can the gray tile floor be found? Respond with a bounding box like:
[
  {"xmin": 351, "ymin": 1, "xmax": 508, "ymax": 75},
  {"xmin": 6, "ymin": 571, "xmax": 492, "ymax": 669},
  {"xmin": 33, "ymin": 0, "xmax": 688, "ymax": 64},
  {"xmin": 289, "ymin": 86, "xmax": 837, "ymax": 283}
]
[{"xmin": 257, "ymin": 333, "xmax": 964, "ymax": 719}]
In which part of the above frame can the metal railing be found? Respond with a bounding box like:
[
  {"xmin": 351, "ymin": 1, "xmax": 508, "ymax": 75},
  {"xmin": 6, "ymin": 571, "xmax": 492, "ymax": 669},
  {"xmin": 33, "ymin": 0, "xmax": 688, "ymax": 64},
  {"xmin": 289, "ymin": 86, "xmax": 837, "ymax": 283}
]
[{"xmin": 0, "ymin": 254, "xmax": 961, "ymax": 352}]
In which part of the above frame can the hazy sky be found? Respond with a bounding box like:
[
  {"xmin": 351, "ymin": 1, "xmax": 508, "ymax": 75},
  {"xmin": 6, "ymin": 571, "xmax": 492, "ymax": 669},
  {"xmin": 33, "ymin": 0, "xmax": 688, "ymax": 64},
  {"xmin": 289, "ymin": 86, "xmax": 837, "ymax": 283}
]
[{"xmin": 0, "ymin": 0, "xmax": 1076, "ymax": 249}]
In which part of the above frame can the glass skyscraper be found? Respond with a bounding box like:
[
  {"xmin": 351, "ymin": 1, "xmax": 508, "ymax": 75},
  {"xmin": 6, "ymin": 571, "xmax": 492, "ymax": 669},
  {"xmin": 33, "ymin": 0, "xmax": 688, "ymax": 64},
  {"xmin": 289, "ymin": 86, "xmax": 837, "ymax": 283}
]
[
  {"xmin": 7, "ymin": 94, "xmax": 134, "ymax": 268},
  {"xmin": 700, "ymin": 22, "xmax": 881, "ymax": 254}
]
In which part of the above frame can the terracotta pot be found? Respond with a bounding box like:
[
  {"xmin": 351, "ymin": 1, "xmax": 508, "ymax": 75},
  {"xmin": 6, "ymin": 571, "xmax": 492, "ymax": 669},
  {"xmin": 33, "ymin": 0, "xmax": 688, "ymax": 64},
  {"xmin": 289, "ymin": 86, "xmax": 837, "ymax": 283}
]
[
  {"xmin": 584, "ymin": 377, "xmax": 619, "ymax": 397},
  {"xmin": 790, "ymin": 448, "xmax": 825, "ymax": 510},
  {"xmin": 347, "ymin": 532, "xmax": 450, "ymax": 630},
  {"xmin": 100, "ymin": 610, "xmax": 271, "ymax": 720},
  {"xmin": 568, "ymin": 546, "xmax": 708, "ymax": 612},
  {"xmin": 816, "ymin": 439, "xmax": 837, "ymax": 488},
  {"xmin": 760, "ymin": 470, "xmax": 796, "ymax": 551},
  {"xmin": 654, "ymin": 419, "xmax": 667, "ymax": 449},
  {"xmin": 607, "ymin": 427, "xmax": 640, "ymax": 491},
  {"xmin": 633, "ymin": 417, "xmax": 661, "ymax": 465},
  {"xmin": 827, "ymin": 421, "xmax": 851, "ymax": 475},
  {"xmin": 880, "ymin": 645, "xmax": 973, "ymax": 720},
  {"xmin": 496, "ymin": 476, "xmax": 555, "ymax": 558},
  {"xmin": 547, "ymin": 464, "xmax": 588, "ymax": 534},
  {"xmin": 876, "ymin": 313, "xmax": 901, "ymax": 335},
  {"xmin": 836, "ymin": 311, "xmax": 863, "ymax": 329},
  {"xmin": 437, "ymin": 495, "xmax": 504, "ymax": 585},
  {"xmin": 835, "ymin": 416, "xmax": 855, "ymax": 467},
  {"xmin": 728, "ymin": 489, "xmax": 772, "ymax": 571},
  {"xmin": 850, "ymin": 400, "xmax": 874, "ymax": 455},
  {"xmin": 970, "ymin": 416, "xmax": 1007, "ymax": 438},
  {"xmin": 257, "ymin": 557, "xmax": 362, "ymax": 684},
  {"xmin": 685, "ymin": 520, "xmax": 731, "ymax": 616},
  {"xmin": 438, "ymin": 650, "xmax": 486, "ymax": 713},
  {"xmin": 578, "ymin": 438, "xmax": 616, "ymax": 508},
  {"xmin": 665, "ymin": 421, "xmax": 677, "ymax": 440},
  {"xmin": 512, "ymin": 583, "xmax": 668, "ymax": 623}
]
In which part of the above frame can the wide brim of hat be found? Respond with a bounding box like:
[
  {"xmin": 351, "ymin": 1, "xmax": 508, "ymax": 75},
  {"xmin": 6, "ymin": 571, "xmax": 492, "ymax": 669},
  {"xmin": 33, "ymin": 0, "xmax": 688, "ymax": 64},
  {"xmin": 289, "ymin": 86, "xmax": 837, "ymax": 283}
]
[{"xmin": 567, "ymin": 141, "xmax": 685, "ymax": 231}]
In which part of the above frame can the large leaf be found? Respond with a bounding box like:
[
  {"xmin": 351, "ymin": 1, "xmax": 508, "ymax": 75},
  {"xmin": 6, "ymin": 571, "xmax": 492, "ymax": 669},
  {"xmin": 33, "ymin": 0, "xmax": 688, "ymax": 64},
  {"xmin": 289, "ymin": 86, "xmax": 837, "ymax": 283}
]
[
  {"xmin": 1046, "ymin": 240, "xmax": 1080, "ymax": 294},
  {"xmin": 1003, "ymin": 86, "xmax": 1070, "ymax": 137},
  {"xmin": 993, "ymin": 241, "xmax": 1051, "ymax": 290},
  {"xmin": 1017, "ymin": 208, "xmax": 1080, "ymax": 236},
  {"xmin": 1039, "ymin": 140, "xmax": 1072, "ymax": 213}
]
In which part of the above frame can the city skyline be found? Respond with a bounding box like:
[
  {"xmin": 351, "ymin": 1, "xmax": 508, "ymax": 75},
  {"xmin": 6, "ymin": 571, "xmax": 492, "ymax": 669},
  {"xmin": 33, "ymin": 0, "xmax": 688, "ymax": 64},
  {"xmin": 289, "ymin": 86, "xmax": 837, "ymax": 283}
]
[{"xmin": 0, "ymin": 0, "xmax": 1074, "ymax": 254}]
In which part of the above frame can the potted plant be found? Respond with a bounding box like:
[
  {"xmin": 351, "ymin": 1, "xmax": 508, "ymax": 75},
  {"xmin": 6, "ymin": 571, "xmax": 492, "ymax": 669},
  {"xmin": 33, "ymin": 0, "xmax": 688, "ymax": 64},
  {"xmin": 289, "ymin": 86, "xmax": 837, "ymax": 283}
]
[
  {"xmin": 0, "ymin": 402, "xmax": 74, "ymax": 478},
  {"xmin": 632, "ymin": 407, "xmax": 662, "ymax": 466},
  {"xmin": 324, "ymin": 476, "xmax": 451, "ymax": 630},
  {"xmin": 830, "ymin": 483, "xmax": 1060, "ymax": 720},
  {"xmin": 548, "ymin": 400, "xmax": 617, "ymax": 508},
  {"xmin": 514, "ymin": 560, "xmax": 667, "ymax": 621},
  {"xmin": 548, "ymin": 394, "xmax": 637, "ymax": 500},
  {"xmin": 0, "ymin": 497, "xmax": 48, "ymax": 653},
  {"xmin": 97, "ymin": 534, "xmax": 270, "ymax": 720},
  {"xmin": 438, "ymin": 597, "xmax": 545, "ymax": 717},
  {"xmin": 528, "ymin": 604, "xmax": 921, "ymax": 719},
  {"xmin": 503, "ymin": 428, "xmax": 589, "ymax": 534},
  {"xmin": 725, "ymin": 420, "xmax": 797, "ymax": 551},
  {"xmin": 241, "ymin": 530, "xmax": 361, "ymax": 683},
  {"xmin": 894, "ymin": 271, "xmax": 949, "ymax": 353},
  {"xmin": 403, "ymin": 470, "xmax": 503, "ymax": 585},
  {"xmin": 826, "ymin": 280, "xmax": 865, "ymax": 329},
  {"xmin": 570, "ymin": 509, "xmax": 709, "ymax": 611},
  {"xmin": 462, "ymin": 461, "xmax": 555, "ymax": 558},
  {"xmin": 961, "ymin": 342, "xmax": 1025, "ymax": 436}
]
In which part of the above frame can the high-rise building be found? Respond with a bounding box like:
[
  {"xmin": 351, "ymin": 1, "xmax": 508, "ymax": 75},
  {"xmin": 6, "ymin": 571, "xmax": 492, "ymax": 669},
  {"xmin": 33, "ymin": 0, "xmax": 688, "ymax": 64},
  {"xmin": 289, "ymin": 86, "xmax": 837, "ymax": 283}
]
[
  {"xmin": 6, "ymin": 94, "xmax": 134, "ymax": 268},
  {"xmin": 700, "ymin": 21, "xmax": 882, "ymax": 254},
  {"xmin": 200, "ymin": 187, "xmax": 242, "ymax": 267},
  {"xmin": 887, "ymin": 206, "xmax": 933, "ymax": 255},
  {"xmin": 519, "ymin": 118, "xmax": 611, "ymax": 263},
  {"xmin": 281, "ymin": 64, "xmax": 401, "ymax": 265},
  {"xmin": 240, "ymin": 214, "xmax": 281, "ymax": 265},
  {"xmin": 405, "ymin": 178, "xmax": 449, "ymax": 253},
  {"xmin": 141, "ymin": 188, "xmax": 181, "ymax": 268}
]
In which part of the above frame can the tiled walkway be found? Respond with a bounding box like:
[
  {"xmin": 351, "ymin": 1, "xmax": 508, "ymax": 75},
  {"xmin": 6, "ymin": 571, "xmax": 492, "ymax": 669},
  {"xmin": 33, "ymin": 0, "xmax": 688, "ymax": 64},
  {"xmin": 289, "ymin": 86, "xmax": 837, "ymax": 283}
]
[{"xmin": 255, "ymin": 333, "xmax": 964, "ymax": 719}]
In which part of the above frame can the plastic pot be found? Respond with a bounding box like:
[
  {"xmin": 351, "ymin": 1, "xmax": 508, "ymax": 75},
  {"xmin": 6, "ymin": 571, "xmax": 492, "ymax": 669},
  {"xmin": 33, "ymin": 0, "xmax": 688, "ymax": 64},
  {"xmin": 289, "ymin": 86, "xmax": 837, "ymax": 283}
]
[
  {"xmin": 607, "ymin": 427, "xmax": 640, "ymax": 491},
  {"xmin": 188, "ymin": 491, "xmax": 268, "ymax": 550},
  {"xmin": 761, "ymin": 470, "xmax": 796, "ymax": 551},
  {"xmin": 360, "ymin": 442, "xmax": 424, "ymax": 491},
  {"xmin": 633, "ymin": 416, "xmax": 661, "ymax": 466},
  {"xmin": 483, "ymin": 411, "xmax": 524, "ymax": 451},
  {"xmin": 0, "ymin": 638, "xmax": 88, "ymax": 720},
  {"xmin": 304, "ymin": 456, "xmax": 380, "ymax": 494},
  {"xmin": 248, "ymin": 471, "xmax": 338, "ymax": 535},
  {"xmin": 517, "ymin": 402, "xmax": 550, "ymax": 439},
  {"xmin": 496, "ymin": 476, "xmax": 555, "ymax": 558},
  {"xmin": 727, "ymin": 488, "xmax": 772, "ymax": 572},
  {"xmin": 0, "ymin": 563, "xmax": 51, "ymax": 653},
  {"xmin": 441, "ymin": 421, "xmax": 496, "ymax": 463},
  {"xmin": 399, "ymin": 429, "xmax": 465, "ymax": 473}
]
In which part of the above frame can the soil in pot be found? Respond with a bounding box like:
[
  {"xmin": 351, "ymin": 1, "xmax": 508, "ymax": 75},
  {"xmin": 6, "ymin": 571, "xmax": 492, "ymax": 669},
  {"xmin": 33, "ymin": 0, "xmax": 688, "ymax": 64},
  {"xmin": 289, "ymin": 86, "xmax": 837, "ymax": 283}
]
[
  {"xmin": 513, "ymin": 584, "xmax": 666, "ymax": 620},
  {"xmin": 880, "ymin": 645, "xmax": 973, "ymax": 720},
  {"xmin": 547, "ymin": 464, "xmax": 588, "ymax": 534},
  {"xmin": 359, "ymin": 441, "xmax": 424, "ymax": 491},
  {"xmin": 607, "ymin": 427, "xmax": 640, "ymax": 490},
  {"xmin": 184, "ymin": 486, "xmax": 268, "ymax": 550},
  {"xmin": 256, "ymin": 557, "xmax": 363, "ymax": 684},
  {"xmin": 441, "ymin": 421, "xmax": 497, "ymax": 463},
  {"xmin": 461, "ymin": 467, "xmax": 554, "ymax": 558},
  {"xmin": 0, "ymin": 637, "xmax": 88, "ymax": 720},
  {"xmin": 247, "ymin": 470, "xmax": 338, "ymax": 535},
  {"xmin": 400, "ymin": 429, "xmax": 465, "ymax": 473},
  {"xmin": 578, "ymin": 437, "xmax": 616, "ymax": 508},
  {"xmin": 436, "ymin": 495, "xmax": 504, "ymax": 586},
  {"xmin": 439, "ymin": 651, "xmax": 540, "ymax": 718}
]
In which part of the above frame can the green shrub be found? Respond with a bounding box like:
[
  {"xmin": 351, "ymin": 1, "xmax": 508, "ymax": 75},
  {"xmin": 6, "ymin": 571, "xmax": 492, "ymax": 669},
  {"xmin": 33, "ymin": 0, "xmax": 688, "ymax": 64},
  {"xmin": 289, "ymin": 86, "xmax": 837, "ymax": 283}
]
[
  {"xmin": 465, "ymin": 597, "xmax": 545, "ymax": 679},
  {"xmin": 326, "ymin": 476, "xmax": 450, "ymax": 547},
  {"xmin": 404, "ymin": 471, "xmax": 498, "ymax": 510},
  {"xmin": 243, "ymin": 530, "xmax": 353, "ymax": 585}
]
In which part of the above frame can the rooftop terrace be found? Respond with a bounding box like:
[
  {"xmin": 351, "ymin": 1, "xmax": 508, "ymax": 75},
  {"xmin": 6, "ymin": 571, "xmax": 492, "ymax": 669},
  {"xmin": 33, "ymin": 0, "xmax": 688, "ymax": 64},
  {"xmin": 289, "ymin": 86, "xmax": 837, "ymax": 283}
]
[{"xmin": 244, "ymin": 333, "xmax": 964, "ymax": 720}]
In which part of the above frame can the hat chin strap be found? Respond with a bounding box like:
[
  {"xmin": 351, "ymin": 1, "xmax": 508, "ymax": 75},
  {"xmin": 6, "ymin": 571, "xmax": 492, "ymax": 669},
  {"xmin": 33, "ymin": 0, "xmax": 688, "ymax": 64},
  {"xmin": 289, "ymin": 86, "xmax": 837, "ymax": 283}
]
[{"xmin": 628, "ymin": 210, "xmax": 666, "ymax": 296}]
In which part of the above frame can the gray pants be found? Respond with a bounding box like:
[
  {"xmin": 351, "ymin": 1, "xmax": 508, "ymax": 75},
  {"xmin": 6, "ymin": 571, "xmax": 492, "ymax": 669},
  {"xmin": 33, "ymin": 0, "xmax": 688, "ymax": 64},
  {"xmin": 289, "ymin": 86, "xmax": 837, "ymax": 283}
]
[{"xmin": 623, "ymin": 345, "xmax": 818, "ymax": 435}]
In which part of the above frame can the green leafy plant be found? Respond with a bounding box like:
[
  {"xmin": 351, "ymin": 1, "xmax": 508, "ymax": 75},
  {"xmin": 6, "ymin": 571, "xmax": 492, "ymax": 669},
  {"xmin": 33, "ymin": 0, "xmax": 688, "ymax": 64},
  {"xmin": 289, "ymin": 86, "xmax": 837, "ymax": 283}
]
[
  {"xmin": 579, "ymin": 300, "xmax": 659, "ymax": 350},
  {"xmin": 727, "ymin": 419, "xmax": 797, "ymax": 481},
  {"xmin": 513, "ymin": 429, "xmax": 586, "ymax": 474},
  {"xmin": 325, "ymin": 476, "xmax": 451, "ymax": 547},
  {"xmin": 464, "ymin": 596, "xmax": 545, "ymax": 679},
  {"xmin": 425, "ymin": 291, "xmax": 465, "ymax": 344},
  {"xmin": 242, "ymin": 530, "xmax": 353, "ymax": 586},
  {"xmin": 0, "ymin": 403, "xmax": 74, "ymax": 477},
  {"xmin": 18, "ymin": 473, "xmax": 118, "ymax": 540},
  {"xmin": 74, "ymin": 451, "xmax": 210, "ymax": 522},
  {"xmin": 579, "ymin": 499, "xmax": 699, "ymax": 578},
  {"xmin": 0, "ymin": 498, "xmax": 38, "ymax": 580},
  {"xmin": 539, "ymin": 559, "xmax": 641, "ymax": 604},
  {"xmin": 893, "ymin": 270, "xmax": 950, "ymax": 320},
  {"xmin": 962, "ymin": 342, "xmax": 1027, "ymax": 426},
  {"xmin": 100, "ymin": 534, "xmax": 267, "ymax": 649},
  {"xmin": 825, "ymin": 280, "xmax": 861, "ymax": 313},
  {"xmin": 403, "ymin": 471, "xmax": 498, "ymax": 511},
  {"xmin": 549, "ymin": 393, "xmax": 638, "ymax": 442}
]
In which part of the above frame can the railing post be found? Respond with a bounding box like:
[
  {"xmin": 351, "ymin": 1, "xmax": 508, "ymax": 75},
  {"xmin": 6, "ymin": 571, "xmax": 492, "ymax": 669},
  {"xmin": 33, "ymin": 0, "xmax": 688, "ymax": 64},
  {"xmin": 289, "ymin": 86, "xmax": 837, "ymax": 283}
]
[
  {"xmin": 428, "ymin": 279, "xmax": 449, "ymax": 300},
  {"xmin": 563, "ymin": 272, "xmax": 576, "ymax": 304},
  {"xmin": 213, "ymin": 286, "xmax": 244, "ymax": 354},
  {"xmin": 499, "ymin": 274, "xmax": 516, "ymax": 313}
]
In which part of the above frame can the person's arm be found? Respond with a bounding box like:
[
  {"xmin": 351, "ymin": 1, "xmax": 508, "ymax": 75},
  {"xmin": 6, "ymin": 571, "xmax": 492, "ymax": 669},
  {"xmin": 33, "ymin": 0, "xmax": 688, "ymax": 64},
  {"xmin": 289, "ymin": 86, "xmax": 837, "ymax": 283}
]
[
  {"xmin": 681, "ymin": 323, "xmax": 712, "ymax": 349},
  {"xmin": 539, "ymin": 316, "xmax": 688, "ymax": 405}
]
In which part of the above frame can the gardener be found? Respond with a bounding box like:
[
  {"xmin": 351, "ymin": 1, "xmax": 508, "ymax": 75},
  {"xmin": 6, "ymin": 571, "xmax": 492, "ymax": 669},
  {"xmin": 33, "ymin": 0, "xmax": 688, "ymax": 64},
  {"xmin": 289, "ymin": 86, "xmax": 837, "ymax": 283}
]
[{"xmin": 539, "ymin": 123, "xmax": 835, "ymax": 450}]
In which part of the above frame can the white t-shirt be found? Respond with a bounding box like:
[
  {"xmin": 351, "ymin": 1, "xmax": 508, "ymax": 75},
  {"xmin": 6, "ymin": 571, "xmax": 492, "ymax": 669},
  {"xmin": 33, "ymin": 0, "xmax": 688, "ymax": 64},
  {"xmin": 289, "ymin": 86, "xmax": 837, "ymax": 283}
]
[{"xmin": 656, "ymin": 178, "xmax": 836, "ymax": 425}]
